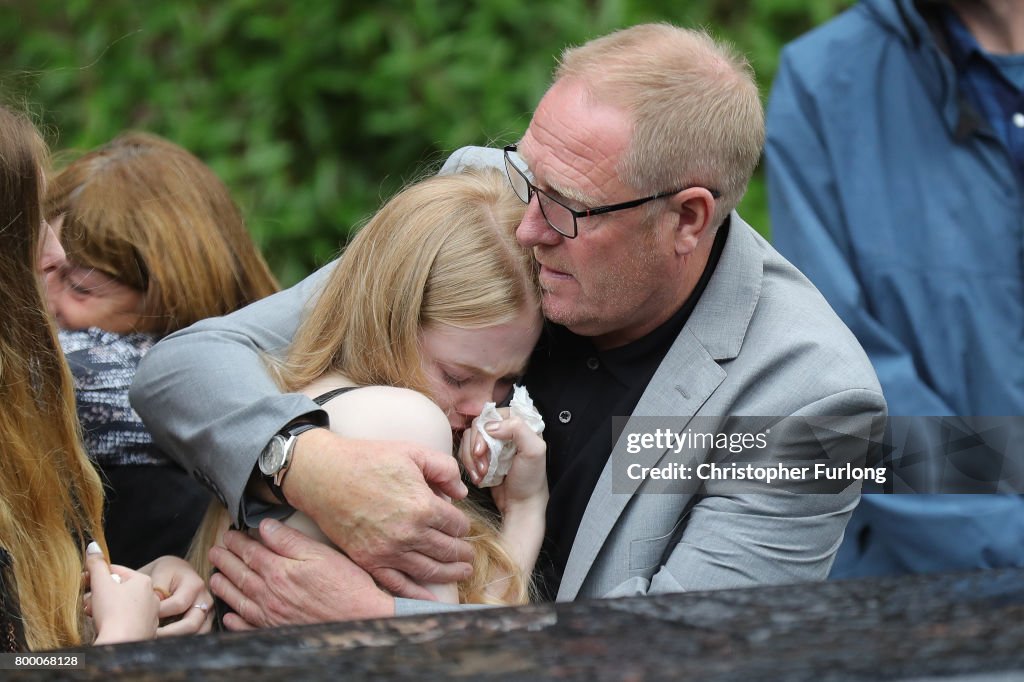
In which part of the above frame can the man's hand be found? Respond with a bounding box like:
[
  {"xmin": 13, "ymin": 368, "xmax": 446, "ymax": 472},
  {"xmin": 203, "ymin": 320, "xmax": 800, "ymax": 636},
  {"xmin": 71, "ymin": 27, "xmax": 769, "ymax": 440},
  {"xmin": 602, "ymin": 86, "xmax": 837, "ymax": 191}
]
[
  {"xmin": 209, "ymin": 518, "xmax": 395, "ymax": 629},
  {"xmin": 283, "ymin": 429, "xmax": 474, "ymax": 599}
]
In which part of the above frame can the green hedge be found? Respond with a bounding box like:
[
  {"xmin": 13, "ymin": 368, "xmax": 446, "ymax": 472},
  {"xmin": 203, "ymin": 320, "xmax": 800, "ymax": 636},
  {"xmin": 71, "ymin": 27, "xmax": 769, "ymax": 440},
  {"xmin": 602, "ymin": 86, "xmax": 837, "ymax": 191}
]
[{"xmin": 2, "ymin": 0, "xmax": 851, "ymax": 284}]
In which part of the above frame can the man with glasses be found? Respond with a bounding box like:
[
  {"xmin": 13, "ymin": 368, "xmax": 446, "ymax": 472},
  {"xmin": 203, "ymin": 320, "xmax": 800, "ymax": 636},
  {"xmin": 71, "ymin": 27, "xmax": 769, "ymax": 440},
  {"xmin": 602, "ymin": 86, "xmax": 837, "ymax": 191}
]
[{"xmin": 132, "ymin": 23, "xmax": 886, "ymax": 624}]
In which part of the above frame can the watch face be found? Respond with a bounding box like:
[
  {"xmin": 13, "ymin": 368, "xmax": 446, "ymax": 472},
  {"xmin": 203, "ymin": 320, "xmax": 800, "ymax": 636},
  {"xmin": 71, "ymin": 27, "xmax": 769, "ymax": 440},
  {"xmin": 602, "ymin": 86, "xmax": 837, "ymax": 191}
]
[{"xmin": 259, "ymin": 435, "xmax": 287, "ymax": 475}]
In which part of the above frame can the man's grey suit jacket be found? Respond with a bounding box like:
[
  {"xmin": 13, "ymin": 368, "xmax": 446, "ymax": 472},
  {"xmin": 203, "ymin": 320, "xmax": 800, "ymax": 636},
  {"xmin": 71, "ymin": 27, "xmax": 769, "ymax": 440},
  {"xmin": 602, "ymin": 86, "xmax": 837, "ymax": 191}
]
[
  {"xmin": 132, "ymin": 146, "xmax": 886, "ymax": 610},
  {"xmin": 557, "ymin": 209, "xmax": 884, "ymax": 600},
  {"xmin": 438, "ymin": 147, "xmax": 887, "ymax": 601}
]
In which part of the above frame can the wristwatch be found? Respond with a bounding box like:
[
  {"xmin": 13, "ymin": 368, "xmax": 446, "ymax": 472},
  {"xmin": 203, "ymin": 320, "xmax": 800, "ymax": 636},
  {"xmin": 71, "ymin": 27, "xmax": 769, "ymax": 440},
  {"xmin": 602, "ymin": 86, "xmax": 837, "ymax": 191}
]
[{"xmin": 258, "ymin": 420, "xmax": 319, "ymax": 503}]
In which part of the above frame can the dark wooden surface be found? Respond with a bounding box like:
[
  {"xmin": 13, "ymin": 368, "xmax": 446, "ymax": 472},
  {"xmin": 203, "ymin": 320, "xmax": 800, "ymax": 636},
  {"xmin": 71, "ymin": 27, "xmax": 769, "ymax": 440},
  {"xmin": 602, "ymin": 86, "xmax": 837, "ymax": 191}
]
[{"xmin": 12, "ymin": 569, "xmax": 1024, "ymax": 681}]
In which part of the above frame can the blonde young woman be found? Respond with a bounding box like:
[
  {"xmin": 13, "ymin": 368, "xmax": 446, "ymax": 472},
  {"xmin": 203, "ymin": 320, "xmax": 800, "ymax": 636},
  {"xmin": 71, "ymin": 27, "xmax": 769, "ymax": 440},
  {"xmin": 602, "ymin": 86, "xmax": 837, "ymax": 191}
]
[
  {"xmin": 193, "ymin": 168, "xmax": 548, "ymax": 609},
  {"xmin": 42, "ymin": 132, "xmax": 280, "ymax": 568},
  {"xmin": 0, "ymin": 105, "xmax": 181, "ymax": 650}
]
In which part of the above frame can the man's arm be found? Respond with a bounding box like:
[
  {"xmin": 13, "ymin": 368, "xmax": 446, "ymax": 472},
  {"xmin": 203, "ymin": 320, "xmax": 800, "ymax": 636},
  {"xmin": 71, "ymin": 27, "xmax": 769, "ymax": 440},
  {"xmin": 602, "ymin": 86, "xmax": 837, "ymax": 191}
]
[
  {"xmin": 598, "ymin": 389, "xmax": 887, "ymax": 599},
  {"xmin": 131, "ymin": 264, "xmax": 334, "ymax": 518},
  {"xmin": 765, "ymin": 50, "xmax": 954, "ymax": 417},
  {"xmin": 130, "ymin": 264, "xmax": 473, "ymax": 596}
]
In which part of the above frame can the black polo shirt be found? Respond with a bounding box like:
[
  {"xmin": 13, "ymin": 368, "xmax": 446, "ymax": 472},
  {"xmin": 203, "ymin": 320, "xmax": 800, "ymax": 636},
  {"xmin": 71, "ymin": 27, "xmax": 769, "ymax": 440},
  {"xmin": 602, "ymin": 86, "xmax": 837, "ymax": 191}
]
[{"xmin": 526, "ymin": 218, "xmax": 730, "ymax": 600}]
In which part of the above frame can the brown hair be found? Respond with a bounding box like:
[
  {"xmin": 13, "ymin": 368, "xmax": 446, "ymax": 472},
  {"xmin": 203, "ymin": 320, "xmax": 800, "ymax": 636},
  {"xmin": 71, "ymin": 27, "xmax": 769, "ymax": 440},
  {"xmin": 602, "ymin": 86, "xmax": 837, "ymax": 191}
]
[
  {"xmin": 0, "ymin": 105, "xmax": 107, "ymax": 650},
  {"xmin": 45, "ymin": 132, "xmax": 279, "ymax": 336},
  {"xmin": 556, "ymin": 23, "xmax": 765, "ymax": 228}
]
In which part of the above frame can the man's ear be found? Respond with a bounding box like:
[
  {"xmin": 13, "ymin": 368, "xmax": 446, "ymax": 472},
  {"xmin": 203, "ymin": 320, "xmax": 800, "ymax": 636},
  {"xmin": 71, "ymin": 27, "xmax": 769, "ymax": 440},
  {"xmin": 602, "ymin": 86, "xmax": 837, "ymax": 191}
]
[{"xmin": 666, "ymin": 187, "xmax": 717, "ymax": 256}]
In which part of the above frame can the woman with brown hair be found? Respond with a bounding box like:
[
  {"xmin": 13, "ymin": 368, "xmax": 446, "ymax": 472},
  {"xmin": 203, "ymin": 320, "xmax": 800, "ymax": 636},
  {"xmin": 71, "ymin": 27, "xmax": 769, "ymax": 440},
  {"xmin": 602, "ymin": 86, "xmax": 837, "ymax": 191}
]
[
  {"xmin": 195, "ymin": 167, "xmax": 548, "ymax": 611},
  {"xmin": 43, "ymin": 132, "xmax": 280, "ymax": 568},
  {"xmin": 0, "ymin": 105, "xmax": 162, "ymax": 650}
]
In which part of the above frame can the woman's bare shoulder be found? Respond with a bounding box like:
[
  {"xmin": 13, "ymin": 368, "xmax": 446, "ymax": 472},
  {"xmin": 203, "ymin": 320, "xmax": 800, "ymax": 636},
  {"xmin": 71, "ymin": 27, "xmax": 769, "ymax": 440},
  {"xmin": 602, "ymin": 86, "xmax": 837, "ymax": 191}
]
[{"xmin": 316, "ymin": 384, "xmax": 452, "ymax": 453}]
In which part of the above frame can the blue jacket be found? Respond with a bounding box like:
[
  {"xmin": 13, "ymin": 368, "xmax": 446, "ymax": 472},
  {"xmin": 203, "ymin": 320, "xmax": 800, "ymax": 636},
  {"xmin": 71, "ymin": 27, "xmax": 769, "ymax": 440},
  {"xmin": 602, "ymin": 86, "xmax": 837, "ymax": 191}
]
[{"xmin": 766, "ymin": 0, "xmax": 1024, "ymax": 576}]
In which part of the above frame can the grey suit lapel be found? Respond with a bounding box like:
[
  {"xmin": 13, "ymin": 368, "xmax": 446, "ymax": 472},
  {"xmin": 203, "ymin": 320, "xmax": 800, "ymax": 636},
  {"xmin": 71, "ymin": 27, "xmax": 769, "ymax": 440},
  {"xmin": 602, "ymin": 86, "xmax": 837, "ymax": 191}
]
[{"xmin": 556, "ymin": 215, "xmax": 764, "ymax": 601}]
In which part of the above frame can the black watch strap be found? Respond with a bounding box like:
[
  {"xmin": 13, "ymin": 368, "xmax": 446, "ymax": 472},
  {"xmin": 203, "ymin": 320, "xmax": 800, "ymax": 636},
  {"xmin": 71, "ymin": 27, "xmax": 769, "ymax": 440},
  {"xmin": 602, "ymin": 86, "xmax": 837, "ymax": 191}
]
[{"xmin": 265, "ymin": 420, "xmax": 319, "ymax": 503}]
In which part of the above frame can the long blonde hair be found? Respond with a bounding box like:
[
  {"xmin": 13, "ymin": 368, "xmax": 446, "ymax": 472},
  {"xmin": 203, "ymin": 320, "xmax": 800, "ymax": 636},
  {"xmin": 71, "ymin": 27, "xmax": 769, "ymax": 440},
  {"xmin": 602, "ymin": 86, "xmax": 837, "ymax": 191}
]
[
  {"xmin": 0, "ymin": 106, "xmax": 107, "ymax": 650},
  {"xmin": 44, "ymin": 132, "xmax": 279, "ymax": 336},
  {"xmin": 191, "ymin": 168, "xmax": 539, "ymax": 605},
  {"xmin": 291, "ymin": 168, "xmax": 538, "ymax": 604}
]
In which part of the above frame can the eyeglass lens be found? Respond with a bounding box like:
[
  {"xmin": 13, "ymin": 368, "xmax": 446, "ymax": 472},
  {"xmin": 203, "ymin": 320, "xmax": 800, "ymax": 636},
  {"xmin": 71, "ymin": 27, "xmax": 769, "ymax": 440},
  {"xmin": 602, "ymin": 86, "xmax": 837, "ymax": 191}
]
[
  {"xmin": 504, "ymin": 152, "xmax": 530, "ymax": 203},
  {"xmin": 504, "ymin": 149, "xmax": 576, "ymax": 238}
]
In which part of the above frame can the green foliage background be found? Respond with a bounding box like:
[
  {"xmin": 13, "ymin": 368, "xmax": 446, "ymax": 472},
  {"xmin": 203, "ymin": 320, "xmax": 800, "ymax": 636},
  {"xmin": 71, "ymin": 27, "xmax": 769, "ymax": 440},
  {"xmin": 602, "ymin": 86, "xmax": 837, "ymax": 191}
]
[{"xmin": 2, "ymin": 0, "xmax": 851, "ymax": 285}]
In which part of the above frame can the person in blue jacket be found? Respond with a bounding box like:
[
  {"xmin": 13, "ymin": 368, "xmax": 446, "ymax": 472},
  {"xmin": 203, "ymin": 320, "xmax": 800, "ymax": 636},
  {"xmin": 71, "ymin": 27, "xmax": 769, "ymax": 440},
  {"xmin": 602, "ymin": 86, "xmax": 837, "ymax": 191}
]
[{"xmin": 766, "ymin": 0, "xmax": 1024, "ymax": 577}]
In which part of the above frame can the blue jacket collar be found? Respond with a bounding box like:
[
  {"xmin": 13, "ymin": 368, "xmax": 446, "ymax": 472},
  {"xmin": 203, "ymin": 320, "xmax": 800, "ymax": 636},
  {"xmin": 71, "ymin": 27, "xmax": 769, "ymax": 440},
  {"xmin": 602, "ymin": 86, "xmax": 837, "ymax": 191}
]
[
  {"xmin": 862, "ymin": 0, "xmax": 930, "ymax": 47},
  {"xmin": 862, "ymin": 0, "xmax": 988, "ymax": 140}
]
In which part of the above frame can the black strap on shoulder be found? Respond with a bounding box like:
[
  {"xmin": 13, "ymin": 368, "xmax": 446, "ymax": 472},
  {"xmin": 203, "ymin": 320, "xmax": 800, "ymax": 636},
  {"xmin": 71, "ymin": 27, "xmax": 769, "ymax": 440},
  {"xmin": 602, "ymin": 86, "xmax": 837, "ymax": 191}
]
[{"xmin": 313, "ymin": 386, "xmax": 362, "ymax": 406}]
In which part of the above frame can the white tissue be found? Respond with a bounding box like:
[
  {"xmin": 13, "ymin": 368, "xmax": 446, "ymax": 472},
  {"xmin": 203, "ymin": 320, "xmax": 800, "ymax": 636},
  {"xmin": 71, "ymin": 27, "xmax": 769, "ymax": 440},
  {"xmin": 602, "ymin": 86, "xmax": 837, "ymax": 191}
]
[{"xmin": 473, "ymin": 385, "xmax": 545, "ymax": 488}]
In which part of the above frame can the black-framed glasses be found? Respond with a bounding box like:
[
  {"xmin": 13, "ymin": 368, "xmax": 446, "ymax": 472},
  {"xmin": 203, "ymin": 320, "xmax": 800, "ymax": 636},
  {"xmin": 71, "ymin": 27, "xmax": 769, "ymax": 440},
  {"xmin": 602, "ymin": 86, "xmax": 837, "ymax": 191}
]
[{"xmin": 503, "ymin": 144, "xmax": 721, "ymax": 239}]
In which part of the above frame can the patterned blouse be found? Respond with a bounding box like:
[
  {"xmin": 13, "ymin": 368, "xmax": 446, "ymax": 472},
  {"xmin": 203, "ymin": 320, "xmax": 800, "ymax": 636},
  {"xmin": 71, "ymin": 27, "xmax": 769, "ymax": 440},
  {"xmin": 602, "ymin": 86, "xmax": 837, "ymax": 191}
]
[{"xmin": 59, "ymin": 328, "xmax": 170, "ymax": 467}]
